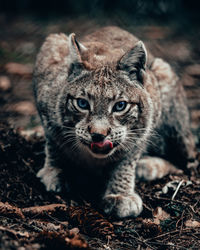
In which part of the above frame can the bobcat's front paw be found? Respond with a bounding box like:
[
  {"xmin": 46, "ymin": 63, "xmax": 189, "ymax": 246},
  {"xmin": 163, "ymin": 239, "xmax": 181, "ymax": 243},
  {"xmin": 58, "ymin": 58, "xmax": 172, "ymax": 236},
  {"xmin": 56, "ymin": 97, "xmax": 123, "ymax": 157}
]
[
  {"xmin": 102, "ymin": 193, "xmax": 143, "ymax": 218},
  {"xmin": 37, "ymin": 166, "xmax": 62, "ymax": 192}
]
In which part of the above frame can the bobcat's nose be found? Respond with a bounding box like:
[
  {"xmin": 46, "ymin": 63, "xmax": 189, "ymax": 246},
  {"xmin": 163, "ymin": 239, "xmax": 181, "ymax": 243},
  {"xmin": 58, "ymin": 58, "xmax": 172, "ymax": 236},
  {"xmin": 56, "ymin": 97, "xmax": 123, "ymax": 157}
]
[
  {"xmin": 88, "ymin": 125, "xmax": 111, "ymax": 142},
  {"xmin": 91, "ymin": 133, "xmax": 105, "ymax": 143}
]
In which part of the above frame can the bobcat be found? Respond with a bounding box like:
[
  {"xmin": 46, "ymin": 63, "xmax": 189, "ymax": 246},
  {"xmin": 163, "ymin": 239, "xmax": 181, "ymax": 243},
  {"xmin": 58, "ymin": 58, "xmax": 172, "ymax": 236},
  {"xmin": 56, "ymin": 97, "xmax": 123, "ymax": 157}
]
[{"xmin": 33, "ymin": 26, "xmax": 197, "ymax": 218}]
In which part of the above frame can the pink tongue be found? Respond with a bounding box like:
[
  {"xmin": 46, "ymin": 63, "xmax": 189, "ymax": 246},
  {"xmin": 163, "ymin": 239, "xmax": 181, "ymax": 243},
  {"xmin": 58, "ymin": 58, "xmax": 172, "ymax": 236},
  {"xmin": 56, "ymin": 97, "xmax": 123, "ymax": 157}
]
[{"xmin": 91, "ymin": 140, "xmax": 113, "ymax": 150}]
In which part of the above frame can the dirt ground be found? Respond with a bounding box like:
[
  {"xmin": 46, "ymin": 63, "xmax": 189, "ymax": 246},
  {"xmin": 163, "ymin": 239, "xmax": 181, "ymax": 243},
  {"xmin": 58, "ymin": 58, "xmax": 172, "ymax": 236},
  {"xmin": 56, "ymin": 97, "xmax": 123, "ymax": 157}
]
[{"xmin": 0, "ymin": 14, "xmax": 200, "ymax": 249}]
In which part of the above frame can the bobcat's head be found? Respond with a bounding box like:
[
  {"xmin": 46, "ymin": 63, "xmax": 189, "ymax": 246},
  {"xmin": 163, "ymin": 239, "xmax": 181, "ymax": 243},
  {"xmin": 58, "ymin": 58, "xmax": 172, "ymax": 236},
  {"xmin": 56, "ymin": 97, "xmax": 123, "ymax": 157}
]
[{"xmin": 57, "ymin": 34, "xmax": 154, "ymax": 159}]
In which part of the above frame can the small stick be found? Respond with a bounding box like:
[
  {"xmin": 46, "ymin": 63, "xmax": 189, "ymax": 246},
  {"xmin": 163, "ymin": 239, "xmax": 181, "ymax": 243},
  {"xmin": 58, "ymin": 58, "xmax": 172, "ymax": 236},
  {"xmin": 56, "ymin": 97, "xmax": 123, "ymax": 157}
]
[
  {"xmin": 0, "ymin": 226, "xmax": 29, "ymax": 238},
  {"xmin": 172, "ymin": 180, "xmax": 184, "ymax": 201},
  {"xmin": 22, "ymin": 204, "xmax": 67, "ymax": 217},
  {"xmin": 146, "ymin": 228, "xmax": 191, "ymax": 241},
  {"xmin": 0, "ymin": 202, "xmax": 25, "ymax": 219}
]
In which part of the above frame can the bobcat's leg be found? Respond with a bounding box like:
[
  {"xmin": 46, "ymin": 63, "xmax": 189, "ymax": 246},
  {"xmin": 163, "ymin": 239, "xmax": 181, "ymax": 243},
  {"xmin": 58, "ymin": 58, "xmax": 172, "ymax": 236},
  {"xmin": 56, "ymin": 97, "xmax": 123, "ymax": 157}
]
[
  {"xmin": 37, "ymin": 142, "xmax": 63, "ymax": 192},
  {"xmin": 136, "ymin": 156, "xmax": 182, "ymax": 181},
  {"xmin": 102, "ymin": 159, "xmax": 143, "ymax": 218}
]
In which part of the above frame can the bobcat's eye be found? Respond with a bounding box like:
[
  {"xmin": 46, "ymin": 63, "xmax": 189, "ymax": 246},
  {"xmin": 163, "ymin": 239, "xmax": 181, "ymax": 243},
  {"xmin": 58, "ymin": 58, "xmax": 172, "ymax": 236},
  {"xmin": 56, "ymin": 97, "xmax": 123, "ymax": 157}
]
[
  {"xmin": 77, "ymin": 98, "xmax": 90, "ymax": 110},
  {"xmin": 113, "ymin": 101, "xmax": 127, "ymax": 112}
]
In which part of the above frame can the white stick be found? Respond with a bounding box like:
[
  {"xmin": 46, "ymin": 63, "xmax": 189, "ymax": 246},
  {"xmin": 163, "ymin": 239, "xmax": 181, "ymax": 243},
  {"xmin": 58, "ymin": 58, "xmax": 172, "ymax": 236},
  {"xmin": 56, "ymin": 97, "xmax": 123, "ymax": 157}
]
[{"xmin": 172, "ymin": 180, "xmax": 184, "ymax": 201}]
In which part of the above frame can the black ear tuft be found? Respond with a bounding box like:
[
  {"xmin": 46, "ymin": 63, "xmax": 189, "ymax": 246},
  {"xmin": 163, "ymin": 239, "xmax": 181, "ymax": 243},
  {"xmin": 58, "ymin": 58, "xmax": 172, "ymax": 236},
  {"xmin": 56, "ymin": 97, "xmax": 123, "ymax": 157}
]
[
  {"xmin": 67, "ymin": 33, "xmax": 87, "ymax": 78},
  {"xmin": 118, "ymin": 41, "xmax": 147, "ymax": 81}
]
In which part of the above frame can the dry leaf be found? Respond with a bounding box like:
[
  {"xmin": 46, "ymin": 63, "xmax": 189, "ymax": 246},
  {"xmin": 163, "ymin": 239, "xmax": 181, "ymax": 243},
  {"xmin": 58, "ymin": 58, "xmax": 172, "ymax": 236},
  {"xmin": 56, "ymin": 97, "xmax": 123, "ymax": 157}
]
[
  {"xmin": 46, "ymin": 223, "xmax": 61, "ymax": 231},
  {"xmin": 161, "ymin": 180, "xmax": 180, "ymax": 194},
  {"xmin": 185, "ymin": 220, "xmax": 200, "ymax": 228},
  {"xmin": 69, "ymin": 227, "xmax": 80, "ymax": 234},
  {"xmin": 153, "ymin": 207, "xmax": 170, "ymax": 223},
  {"xmin": 142, "ymin": 206, "xmax": 170, "ymax": 237},
  {"xmin": 141, "ymin": 219, "xmax": 162, "ymax": 237}
]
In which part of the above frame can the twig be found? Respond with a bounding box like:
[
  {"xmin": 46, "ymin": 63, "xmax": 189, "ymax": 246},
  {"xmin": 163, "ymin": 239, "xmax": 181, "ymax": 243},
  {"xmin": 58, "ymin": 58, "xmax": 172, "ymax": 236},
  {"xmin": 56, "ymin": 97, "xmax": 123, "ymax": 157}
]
[
  {"xmin": 172, "ymin": 180, "xmax": 184, "ymax": 200},
  {"xmin": 143, "ymin": 202, "xmax": 153, "ymax": 212},
  {"xmin": 45, "ymin": 212, "xmax": 69, "ymax": 228},
  {"xmin": 128, "ymin": 234, "xmax": 156, "ymax": 250},
  {"xmin": 146, "ymin": 240, "xmax": 188, "ymax": 250},
  {"xmin": 0, "ymin": 202, "xmax": 25, "ymax": 219},
  {"xmin": 22, "ymin": 204, "xmax": 67, "ymax": 217},
  {"xmin": 152, "ymin": 196, "xmax": 188, "ymax": 205},
  {"xmin": 0, "ymin": 225, "xmax": 29, "ymax": 238},
  {"xmin": 146, "ymin": 228, "xmax": 192, "ymax": 241},
  {"xmin": 179, "ymin": 210, "xmax": 185, "ymax": 236}
]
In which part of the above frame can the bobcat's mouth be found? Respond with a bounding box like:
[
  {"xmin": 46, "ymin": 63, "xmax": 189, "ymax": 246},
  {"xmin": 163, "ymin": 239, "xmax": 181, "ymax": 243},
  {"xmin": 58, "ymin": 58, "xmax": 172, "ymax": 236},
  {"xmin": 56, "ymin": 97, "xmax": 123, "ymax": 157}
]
[
  {"xmin": 90, "ymin": 140, "xmax": 113, "ymax": 155},
  {"xmin": 81, "ymin": 139, "xmax": 115, "ymax": 159},
  {"xmin": 80, "ymin": 139, "xmax": 116, "ymax": 159}
]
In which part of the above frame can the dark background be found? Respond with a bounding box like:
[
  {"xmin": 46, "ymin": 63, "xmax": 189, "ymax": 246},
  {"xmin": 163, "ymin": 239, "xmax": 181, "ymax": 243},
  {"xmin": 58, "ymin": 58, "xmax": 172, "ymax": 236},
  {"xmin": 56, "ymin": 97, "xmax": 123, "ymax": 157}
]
[
  {"xmin": 0, "ymin": 0, "xmax": 199, "ymax": 17},
  {"xmin": 1, "ymin": 0, "xmax": 200, "ymax": 24}
]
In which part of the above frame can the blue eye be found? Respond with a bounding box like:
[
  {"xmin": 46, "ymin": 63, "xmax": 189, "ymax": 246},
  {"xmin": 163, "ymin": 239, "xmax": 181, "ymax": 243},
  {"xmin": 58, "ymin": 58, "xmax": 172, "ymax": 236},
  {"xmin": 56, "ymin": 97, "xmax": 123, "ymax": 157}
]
[
  {"xmin": 77, "ymin": 98, "xmax": 90, "ymax": 110},
  {"xmin": 113, "ymin": 101, "xmax": 127, "ymax": 112}
]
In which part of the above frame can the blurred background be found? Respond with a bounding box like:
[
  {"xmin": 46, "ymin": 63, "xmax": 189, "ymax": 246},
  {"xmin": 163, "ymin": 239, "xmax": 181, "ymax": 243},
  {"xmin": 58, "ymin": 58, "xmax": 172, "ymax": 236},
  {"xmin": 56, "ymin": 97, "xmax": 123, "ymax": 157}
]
[{"xmin": 0, "ymin": 0, "xmax": 200, "ymax": 146}]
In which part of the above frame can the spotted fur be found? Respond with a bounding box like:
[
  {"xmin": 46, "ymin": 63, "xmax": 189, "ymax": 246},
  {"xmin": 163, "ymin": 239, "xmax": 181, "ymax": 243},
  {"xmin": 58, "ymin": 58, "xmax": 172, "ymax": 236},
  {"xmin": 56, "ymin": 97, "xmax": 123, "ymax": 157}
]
[{"xmin": 33, "ymin": 26, "xmax": 197, "ymax": 218}]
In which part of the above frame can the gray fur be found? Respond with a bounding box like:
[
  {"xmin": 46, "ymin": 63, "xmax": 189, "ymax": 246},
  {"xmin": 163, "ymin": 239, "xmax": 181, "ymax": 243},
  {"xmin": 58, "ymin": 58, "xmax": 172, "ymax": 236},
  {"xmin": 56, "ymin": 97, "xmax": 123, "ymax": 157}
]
[{"xmin": 33, "ymin": 26, "xmax": 197, "ymax": 218}]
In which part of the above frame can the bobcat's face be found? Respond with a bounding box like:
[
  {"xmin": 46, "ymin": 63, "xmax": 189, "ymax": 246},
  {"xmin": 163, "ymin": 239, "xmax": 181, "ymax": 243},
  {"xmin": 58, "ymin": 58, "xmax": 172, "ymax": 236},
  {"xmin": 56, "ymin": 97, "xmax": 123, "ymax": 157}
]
[
  {"xmin": 59, "ymin": 67, "xmax": 153, "ymax": 159},
  {"xmin": 56, "ymin": 34, "xmax": 153, "ymax": 159}
]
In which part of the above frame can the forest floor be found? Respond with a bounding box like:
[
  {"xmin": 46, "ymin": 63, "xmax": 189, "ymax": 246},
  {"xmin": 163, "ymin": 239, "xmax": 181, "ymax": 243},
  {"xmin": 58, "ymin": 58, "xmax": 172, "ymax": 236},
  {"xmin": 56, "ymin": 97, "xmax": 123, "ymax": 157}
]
[{"xmin": 0, "ymin": 14, "xmax": 200, "ymax": 249}]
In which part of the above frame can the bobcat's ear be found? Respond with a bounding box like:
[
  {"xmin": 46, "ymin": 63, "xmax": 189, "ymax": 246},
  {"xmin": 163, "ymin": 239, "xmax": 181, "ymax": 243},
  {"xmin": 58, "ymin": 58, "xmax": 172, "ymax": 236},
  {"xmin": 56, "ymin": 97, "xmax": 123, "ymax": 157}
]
[
  {"xmin": 68, "ymin": 33, "xmax": 87, "ymax": 77},
  {"xmin": 118, "ymin": 41, "xmax": 147, "ymax": 81}
]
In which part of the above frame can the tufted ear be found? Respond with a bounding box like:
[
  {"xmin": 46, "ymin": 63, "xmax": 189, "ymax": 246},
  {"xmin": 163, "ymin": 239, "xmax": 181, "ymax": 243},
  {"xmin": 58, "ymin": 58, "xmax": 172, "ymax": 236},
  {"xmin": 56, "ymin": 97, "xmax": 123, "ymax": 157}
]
[
  {"xmin": 118, "ymin": 41, "xmax": 147, "ymax": 81},
  {"xmin": 68, "ymin": 33, "xmax": 87, "ymax": 78}
]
